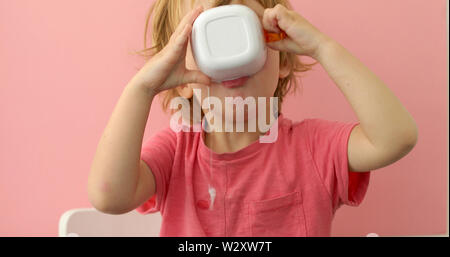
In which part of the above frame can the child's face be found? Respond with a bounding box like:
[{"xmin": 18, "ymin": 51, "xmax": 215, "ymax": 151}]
[{"xmin": 182, "ymin": 0, "xmax": 284, "ymax": 122}]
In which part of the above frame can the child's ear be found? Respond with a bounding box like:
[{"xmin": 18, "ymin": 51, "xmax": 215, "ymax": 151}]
[
  {"xmin": 279, "ymin": 64, "xmax": 290, "ymax": 79},
  {"xmin": 176, "ymin": 84, "xmax": 194, "ymax": 99}
]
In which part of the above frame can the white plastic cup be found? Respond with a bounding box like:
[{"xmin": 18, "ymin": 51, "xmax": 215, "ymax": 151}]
[{"xmin": 190, "ymin": 5, "xmax": 267, "ymax": 82}]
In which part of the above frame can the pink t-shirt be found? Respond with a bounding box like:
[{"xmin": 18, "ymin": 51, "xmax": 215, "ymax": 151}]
[{"xmin": 136, "ymin": 114, "xmax": 370, "ymax": 236}]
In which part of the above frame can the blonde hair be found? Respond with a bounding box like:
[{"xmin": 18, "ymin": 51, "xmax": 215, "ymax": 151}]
[{"xmin": 134, "ymin": 0, "xmax": 317, "ymax": 115}]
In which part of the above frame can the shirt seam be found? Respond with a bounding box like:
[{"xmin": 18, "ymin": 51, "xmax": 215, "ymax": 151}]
[
  {"xmin": 303, "ymin": 119, "xmax": 335, "ymax": 209},
  {"xmin": 337, "ymin": 122, "xmax": 362, "ymax": 207},
  {"xmin": 224, "ymin": 161, "xmax": 228, "ymax": 237},
  {"xmin": 140, "ymin": 156, "xmax": 164, "ymax": 214}
]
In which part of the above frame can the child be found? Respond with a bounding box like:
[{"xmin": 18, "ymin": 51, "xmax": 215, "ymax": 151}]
[{"xmin": 88, "ymin": 0, "xmax": 418, "ymax": 237}]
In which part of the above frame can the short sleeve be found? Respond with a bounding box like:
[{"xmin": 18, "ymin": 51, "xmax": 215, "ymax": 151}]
[
  {"xmin": 136, "ymin": 127, "xmax": 176, "ymax": 215},
  {"xmin": 305, "ymin": 118, "xmax": 370, "ymax": 213}
]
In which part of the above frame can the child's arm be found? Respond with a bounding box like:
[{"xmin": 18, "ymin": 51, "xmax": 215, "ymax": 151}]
[
  {"xmin": 88, "ymin": 6, "xmax": 209, "ymax": 214},
  {"xmin": 263, "ymin": 5, "xmax": 418, "ymax": 172}
]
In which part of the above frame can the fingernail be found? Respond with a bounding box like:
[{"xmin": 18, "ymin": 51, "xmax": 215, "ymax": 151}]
[{"xmin": 194, "ymin": 5, "xmax": 202, "ymax": 12}]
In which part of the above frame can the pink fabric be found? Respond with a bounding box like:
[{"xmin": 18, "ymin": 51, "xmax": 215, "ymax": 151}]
[{"xmin": 136, "ymin": 114, "xmax": 370, "ymax": 236}]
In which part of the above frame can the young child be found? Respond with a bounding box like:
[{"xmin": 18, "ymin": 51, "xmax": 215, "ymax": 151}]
[{"xmin": 88, "ymin": 0, "xmax": 418, "ymax": 237}]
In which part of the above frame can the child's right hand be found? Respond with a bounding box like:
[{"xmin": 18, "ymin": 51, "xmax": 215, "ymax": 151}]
[{"xmin": 131, "ymin": 5, "xmax": 211, "ymax": 96}]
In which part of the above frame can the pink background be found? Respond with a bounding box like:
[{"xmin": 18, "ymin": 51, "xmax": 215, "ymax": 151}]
[{"xmin": 0, "ymin": 0, "xmax": 448, "ymax": 236}]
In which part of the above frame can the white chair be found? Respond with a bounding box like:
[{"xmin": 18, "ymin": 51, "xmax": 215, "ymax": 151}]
[{"xmin": 59, "ymin": 208, "xmax": 162, "ymax": 237}]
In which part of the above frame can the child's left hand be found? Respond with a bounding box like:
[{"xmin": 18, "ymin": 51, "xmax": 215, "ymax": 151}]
[{"xmin": 262, "ymin": 4, "xmax": 331, "ymax": 60}]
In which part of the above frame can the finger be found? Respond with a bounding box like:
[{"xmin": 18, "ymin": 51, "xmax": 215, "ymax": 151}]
[
  {"xmin": 162, "ymin": 23, "xmax": 191, "ymax": 64},
  {"xmin": 173, "ymin": 5, "xmax": 203, "ymax": 38},
  {"xmin": 173, "ymin": 23, "xmax": 192, "ymax": 55},
  {"xmin": 264, "ymin": 4, "xmax": 295, "ymax": 34},
  {"xmin": 266, "ymin": 38, "xmax": 300, "ymax": 53},
  {"xmin": 172, "ymin": 8, "xmax": 196, "ymax": 37},
  {"xmin": 181, "ymin": 70, "xmax": 211, "ymax": 85},
  {"xmin": 262, "ymin": 8, "xmax": 281, "ymax": 33},
  {"xmin": 187, "ymin": 5, "xmax": 203, "ymax": 26}
]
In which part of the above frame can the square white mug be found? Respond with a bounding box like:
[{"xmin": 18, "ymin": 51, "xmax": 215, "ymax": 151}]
[{"xmin": 190, "ymin": 5, "xmax": 267, "ymax": 82}]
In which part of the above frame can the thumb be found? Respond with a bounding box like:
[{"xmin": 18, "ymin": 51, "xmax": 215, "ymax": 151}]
[
  {"xmin": 266, "ymin": 38, "xmax": 301, "ymax": 55},
  {"xmin": 181, "ymin": 70, "xmax": 211, "ymax": 85},
  {"xmin": 263, "ymin": 4, "xmax": 293, "ymax": 34}
]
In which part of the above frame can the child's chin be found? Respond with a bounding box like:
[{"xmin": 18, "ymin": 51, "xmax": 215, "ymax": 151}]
[
  {"xmin": 205, "ymin": 104, "xmax": 261, "ymax": 128},
  {"xmin": 223, "ymin": 107, "xmax": 258, "ymax": 124}
]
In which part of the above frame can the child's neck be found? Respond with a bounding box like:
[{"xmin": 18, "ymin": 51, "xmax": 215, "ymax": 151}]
[
  {"xmin": 202, "ymin": 108, "xmax": 279, "ymax": 154},
  {"xmin": 204, "ymin": 128, "xmax": 263, "ymax": 154}
]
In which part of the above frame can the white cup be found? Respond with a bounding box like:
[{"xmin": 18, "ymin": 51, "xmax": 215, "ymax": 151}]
[{"xmin": 191, "ymin": 5, "xmax": 267, "ymax": 82}]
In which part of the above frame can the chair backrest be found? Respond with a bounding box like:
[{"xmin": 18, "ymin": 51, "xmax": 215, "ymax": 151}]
[{"xmin": 59, "ymin": 208, "xmax": 162, "ymax": 237}]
